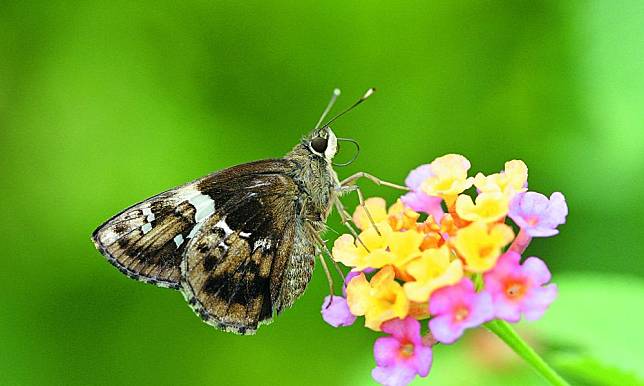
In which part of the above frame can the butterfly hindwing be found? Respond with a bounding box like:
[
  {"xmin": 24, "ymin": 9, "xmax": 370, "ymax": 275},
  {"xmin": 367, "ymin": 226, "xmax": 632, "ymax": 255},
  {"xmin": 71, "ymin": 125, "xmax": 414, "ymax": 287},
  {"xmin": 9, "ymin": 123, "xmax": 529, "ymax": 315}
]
[{"xmin": 181, "ymin": 165, "xmax": 306, "ymax": 335}]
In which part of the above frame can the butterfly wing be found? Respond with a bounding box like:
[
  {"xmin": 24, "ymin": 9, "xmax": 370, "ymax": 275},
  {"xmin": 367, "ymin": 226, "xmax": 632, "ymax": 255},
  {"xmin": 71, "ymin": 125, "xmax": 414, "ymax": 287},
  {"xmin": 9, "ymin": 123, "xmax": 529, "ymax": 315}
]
[
  {"xmin": 92, "ymin": 189, "xmax": 206, "ymax": 289},
  {"xmin": 181, "ymin": 162, "xmax": 311, "ymax": 335},
  {"xmin": 91, "ymin": 159, "xmax": 297, "ymax": 290}
]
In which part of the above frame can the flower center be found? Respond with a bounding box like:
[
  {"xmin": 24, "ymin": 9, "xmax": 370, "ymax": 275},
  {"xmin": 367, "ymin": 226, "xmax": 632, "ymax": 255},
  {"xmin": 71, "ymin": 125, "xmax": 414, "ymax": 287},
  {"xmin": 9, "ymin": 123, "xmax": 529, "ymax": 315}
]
[
  {"xmin": 454, "ymin": 306, "xmax": 469, "ymax": 321},
  {"xmin": 527, "ymin": 216, "xmax": 539, "ymax": 226},
  {"xmin": 479, "ymin": 245, "xmax": 493, "ymax": 258},
  {"xmin": 399, "ymin": 342, "xmax": 415, "ymax": 358},
  {"xmin": 505, "ymin": 282, "xmax": 526, "ymax": 299}
]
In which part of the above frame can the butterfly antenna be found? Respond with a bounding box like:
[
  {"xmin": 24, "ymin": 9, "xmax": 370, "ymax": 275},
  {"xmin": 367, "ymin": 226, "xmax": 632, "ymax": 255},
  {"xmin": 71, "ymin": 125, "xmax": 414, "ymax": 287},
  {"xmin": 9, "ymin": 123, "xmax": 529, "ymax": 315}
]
[
  {"xmin": 322, "ymin": 87, "xmax": 375, "ymax": 128},
  {"xmin": 314, "ymin": 88, "xmax": 342, "ymax": 129}
]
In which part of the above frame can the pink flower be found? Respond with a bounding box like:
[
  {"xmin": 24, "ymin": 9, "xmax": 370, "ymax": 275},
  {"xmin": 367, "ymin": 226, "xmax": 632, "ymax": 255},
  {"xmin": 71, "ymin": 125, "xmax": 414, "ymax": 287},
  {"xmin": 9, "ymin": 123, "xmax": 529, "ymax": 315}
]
[
  {"xmin": 401, "ymin": 164, "xmax": 444, "ymax": 222},
  {"xmin": 484, "ymin": 251, "xmax": 557, "ymax": 322},
  {"xmin": 509, "ymin": 192, "xmax": 568, "ymax": 237},
  {"xmin": 372, "ymin": 317, "xmax": 432, "ymax": 386},
  {"xmin": 321, "ymin": 295, "xmax": 356, "ymax": 327},
  {"xmin": 321, "ymin": 272, "xmax": 364, "ymax": 327},
  {"xmin": 428, "ymin": 278, "xmax": 494, "ymax": 344}
]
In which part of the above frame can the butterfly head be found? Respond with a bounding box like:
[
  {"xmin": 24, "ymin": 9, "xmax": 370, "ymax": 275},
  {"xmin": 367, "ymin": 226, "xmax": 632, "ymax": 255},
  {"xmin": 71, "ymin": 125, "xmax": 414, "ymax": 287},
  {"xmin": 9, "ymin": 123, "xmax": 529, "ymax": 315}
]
[
  {"xmin": 289, "ymin": 88, "xmax": 374, "ymax": 165},
  {"xmin": 306, "ymin": 126, "xmax": 338, "ymax": 162}
]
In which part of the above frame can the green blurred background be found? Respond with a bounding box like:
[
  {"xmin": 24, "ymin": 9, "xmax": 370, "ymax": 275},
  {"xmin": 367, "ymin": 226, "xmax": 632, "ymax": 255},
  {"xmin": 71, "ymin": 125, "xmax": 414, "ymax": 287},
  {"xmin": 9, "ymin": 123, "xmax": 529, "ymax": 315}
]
[{"xmin": 1, "ymin": 1, "xmax": 643, "ymax": 385}]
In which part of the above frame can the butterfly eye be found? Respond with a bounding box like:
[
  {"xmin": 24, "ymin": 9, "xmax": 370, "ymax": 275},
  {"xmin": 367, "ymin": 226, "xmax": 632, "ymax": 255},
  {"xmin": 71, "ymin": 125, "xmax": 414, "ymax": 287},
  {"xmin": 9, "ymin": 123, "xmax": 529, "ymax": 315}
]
[{"xmin": 310, "ymin": 137, "xmax": 328, "ymax": 154}]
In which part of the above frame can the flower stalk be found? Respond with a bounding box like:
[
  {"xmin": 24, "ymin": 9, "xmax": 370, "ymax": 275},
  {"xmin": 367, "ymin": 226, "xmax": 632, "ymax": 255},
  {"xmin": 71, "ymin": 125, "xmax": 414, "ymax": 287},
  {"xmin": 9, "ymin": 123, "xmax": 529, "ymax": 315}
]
[{"xmin": 485, "ymin": 319, "xmax": 570, "ymax": 386}]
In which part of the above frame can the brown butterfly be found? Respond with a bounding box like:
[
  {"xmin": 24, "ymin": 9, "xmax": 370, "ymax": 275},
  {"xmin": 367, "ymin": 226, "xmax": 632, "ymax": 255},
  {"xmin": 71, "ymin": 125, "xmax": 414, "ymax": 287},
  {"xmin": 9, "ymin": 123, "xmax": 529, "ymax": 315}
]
[{"xmin": 92, "ymin": 88, "xmax": 405, "ymax": 334}]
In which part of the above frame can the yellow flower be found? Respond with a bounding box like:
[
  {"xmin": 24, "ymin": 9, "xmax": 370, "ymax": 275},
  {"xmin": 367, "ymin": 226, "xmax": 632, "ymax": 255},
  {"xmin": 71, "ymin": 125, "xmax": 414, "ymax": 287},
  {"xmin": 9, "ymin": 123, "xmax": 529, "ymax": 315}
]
[
  {"xmin": 420, "ymin": 154, "xmax": 474, "ymax": 202},
  {"xmin": 353, "ymin": 228, "xmax": 425, "ymax": 275},
  {"xmin": 455, "ymin": 192, "xmax": 509, "ymax": 223},
  {"xmin": 403, "ymin": 245, "xmax": 464, "ymax": 302},
  {"xmin": 331, "ymin": 234, "xmax": 369, "ymax": 269},
  {"xmin": 331, "ymin": 223, "xmax": 393, "ymax": 272},
  {"xmin": 387, "ymin": 199, "xmax": 420, "ymax": 231},
  {"xmin": 474, "ymin": 160, "xmax": 528, "ymax": 198},
  {"xmin": 451, "ymin": 222, "xmax": 514, "ymax": 273},
  {"xmin": 352, "ymin": 197, "xmax": 388, "ymax": 231},
  {"xmin": 387, "ymin": 229, "xmax": 425, "ymax": 267},
  {"xmin": 346, "ymin": 266, "xmax": 409, "ymax": 330}
]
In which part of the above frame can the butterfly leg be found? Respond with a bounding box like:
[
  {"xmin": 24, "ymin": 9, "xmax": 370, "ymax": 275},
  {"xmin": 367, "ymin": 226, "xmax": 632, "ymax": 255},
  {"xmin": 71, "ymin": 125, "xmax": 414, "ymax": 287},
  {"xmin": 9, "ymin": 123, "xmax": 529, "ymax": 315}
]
[
  {"xmin": 340, "ymin": 172, "xmax": 409, "ymax": 191},
  {"xmin": 338, "ymin": 184, "xmax": 382, "ymax": 236},
  {"xmin": 306, "ymin": 222, "xmax": 338, "ymax": 308},
  {"xmin": 333, "ymin": 197, "xmax": 371, "ymax": 253},
  {"xmin": 318, "ymin": 254, "xmax": 336, "ymax": 308}
]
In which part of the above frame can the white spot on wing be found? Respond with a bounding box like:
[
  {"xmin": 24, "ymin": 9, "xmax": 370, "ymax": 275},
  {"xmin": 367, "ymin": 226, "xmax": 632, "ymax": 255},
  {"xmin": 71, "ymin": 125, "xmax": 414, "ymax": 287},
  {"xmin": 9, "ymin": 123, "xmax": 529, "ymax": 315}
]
[
  {"xmin": 239, "ymin": 231, "xmax": 251, "ymax": 238},
  {"xmin": 142, "ymin": 207, "xmax": 155, "ymax": 222},
  {"xmin": 141, "ymin": 223, "xmax": 152, "ymax": 234},
  {"xmin": 215, "ymin": 218, "xmax": 233, "ymax": 237},
  {"xmin": 188, "ymin": 193, "xmax": 215, "ymax": 223},
  {"xmin": 253, "ymin": 238, "xmax": 271, "ymax": 252},
  {"xmin": 247, "ymin": 181, "xmax": 269, "ymax": 189},
  {"xmin": 178, "ymin": 188, "xmax": 216, "ymax": 239},
  {"xmin": 174, "ymin": 234, "xmax": 184, "ymax": 248}
]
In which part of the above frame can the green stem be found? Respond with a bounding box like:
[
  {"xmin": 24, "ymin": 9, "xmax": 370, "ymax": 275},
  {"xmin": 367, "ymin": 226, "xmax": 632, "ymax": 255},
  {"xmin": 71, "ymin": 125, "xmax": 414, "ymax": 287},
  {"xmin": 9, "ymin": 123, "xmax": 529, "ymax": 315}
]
[{"xmin": 485, "ymin": 319, "xmax": 570, "ymax": 386}]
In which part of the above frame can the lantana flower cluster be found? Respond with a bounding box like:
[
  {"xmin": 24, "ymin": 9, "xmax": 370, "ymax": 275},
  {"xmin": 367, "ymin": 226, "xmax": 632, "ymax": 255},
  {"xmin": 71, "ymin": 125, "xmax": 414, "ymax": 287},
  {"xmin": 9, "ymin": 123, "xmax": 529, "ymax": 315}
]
[{"xmin": 321, "ymin": 154, "xmax": 568, "ymax": 386}]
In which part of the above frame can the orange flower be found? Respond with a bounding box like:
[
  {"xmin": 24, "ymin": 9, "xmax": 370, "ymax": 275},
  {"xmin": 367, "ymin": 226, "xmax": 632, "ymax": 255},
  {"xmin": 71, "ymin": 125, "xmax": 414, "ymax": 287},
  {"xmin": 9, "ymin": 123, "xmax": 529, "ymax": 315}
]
[{"xmin": 387, "ymin": 199, "xmax": 420, "ymax": 231}]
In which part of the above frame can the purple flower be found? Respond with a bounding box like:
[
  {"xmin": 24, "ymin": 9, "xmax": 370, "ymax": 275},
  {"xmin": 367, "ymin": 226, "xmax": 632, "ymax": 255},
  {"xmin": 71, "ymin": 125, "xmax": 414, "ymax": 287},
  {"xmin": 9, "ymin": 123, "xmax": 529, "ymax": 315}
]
[
  {"xmin": 401, "ymin": 164, "xmax": 444, "ymax": 222},
  {"xmin": 509, "ymin": 191, "xmax": 568, "ymax": 237},
  {"xmin": 428, "ymin": 278, "xmax": 494, "ymax": 344},
  {"xmin": 372, "ymin": 317, "xmax": 433, "ymax": 386},
  {"xmin": 484, "ymin": 251, "xmax": 558, "ymax": 322},
  {"xmin": 321, "ymin": 295, "xmax": 356, "ymax": 327},
  {"xmin": 321, "ymin": 271, "xmax": 372, "ymax": 327}
]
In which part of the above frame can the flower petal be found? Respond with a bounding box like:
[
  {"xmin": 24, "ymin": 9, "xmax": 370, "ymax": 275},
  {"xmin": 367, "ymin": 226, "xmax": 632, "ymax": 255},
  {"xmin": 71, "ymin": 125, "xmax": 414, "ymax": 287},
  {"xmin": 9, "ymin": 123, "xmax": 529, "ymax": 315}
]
[
  {"xmin": 405, "ymin": 164, "xmax": 433, "ymax": 189},
  {"xmin": 372, "ymin": 364, "xmax": 417, "ymax": 386},
  {"xmin": 462, "ymin": 291, "xmax": 494, "ymax": 328},
  {"xmin": 522, "ymin": 256, "xmax": 552, "ymax": 285},
  {"xmin": 411, "ymin": 344, "xmax": 433, "ymax": 377},
  {"xmin": 544, "ymin": 192, "xmax": 568, "ymax": 226},
  {"xmin": 332, "ymin": 234, "xmax": 364, "ymax": 267},
  {"xmin": 522, "ymin": 283, "xmax": 558, "ymax": 321},
  {"xmin": 493, "ymin": 298, "xmax": 521, "ymax": 323},
  {"xmin": 373, "ymin": 336, "xmax": 401, "ymax": 366},
  {"xmin": 346, "ymin": 273, "xmax": 371, "ymax": 316},
  {"xmin": 321, "ymin": 296, "xmax": 356, "ymax": 327},
  {"xmin": 429, "ymin": 314, "xmax": 465, "ymax": 344},
  {"xmin": 353, "ymin": 197, "xmax": 388, "ymax": 230},
  {"xmin": 381, "ymin": 317, "xmax": 421, "ymax": 343},
  {"xmin": 401, "ymin": 190, "xmax": 445, "ymax": 222}
]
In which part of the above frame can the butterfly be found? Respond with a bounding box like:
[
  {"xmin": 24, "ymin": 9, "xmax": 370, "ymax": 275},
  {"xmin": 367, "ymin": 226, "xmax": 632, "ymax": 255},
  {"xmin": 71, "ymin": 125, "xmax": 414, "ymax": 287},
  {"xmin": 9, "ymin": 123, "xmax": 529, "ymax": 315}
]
[{"xmin": 92, "ymin": 88, "xmax": 405, "ymax": 335}]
